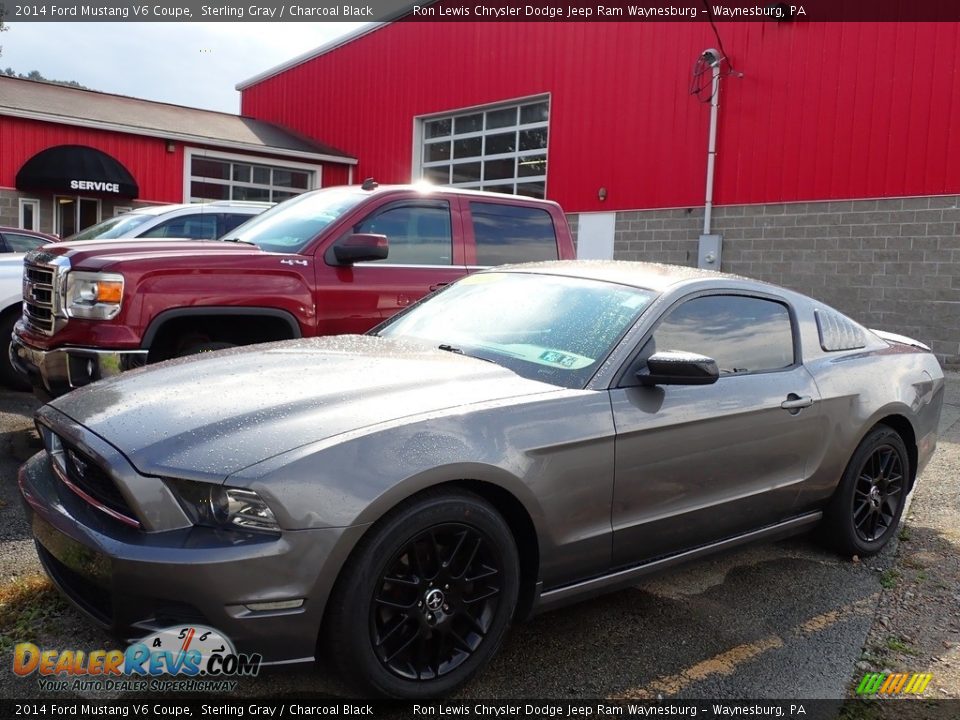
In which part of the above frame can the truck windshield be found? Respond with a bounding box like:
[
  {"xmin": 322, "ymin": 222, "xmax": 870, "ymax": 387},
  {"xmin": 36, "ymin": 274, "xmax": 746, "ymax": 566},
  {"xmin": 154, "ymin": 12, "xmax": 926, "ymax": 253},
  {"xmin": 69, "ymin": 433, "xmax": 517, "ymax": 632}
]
[
  {"xmin": 225, "ymin": 188, "xmax": 369, "ymax": 254},
  {"xmin": 66, "ymin": 213, "xmax": 155, "ymax": 241}
]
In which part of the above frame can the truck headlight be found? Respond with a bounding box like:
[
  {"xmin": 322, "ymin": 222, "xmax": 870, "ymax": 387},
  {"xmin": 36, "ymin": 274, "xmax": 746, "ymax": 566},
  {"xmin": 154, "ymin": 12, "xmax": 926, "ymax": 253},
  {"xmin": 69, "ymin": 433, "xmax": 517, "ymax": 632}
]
[
  {"xmin": 65, "ymin": 271, "xmax": 124, "ymax": 320},
  {"xmin": 167, "ymin": 478, "xmax": 281, "ymax": 534}
]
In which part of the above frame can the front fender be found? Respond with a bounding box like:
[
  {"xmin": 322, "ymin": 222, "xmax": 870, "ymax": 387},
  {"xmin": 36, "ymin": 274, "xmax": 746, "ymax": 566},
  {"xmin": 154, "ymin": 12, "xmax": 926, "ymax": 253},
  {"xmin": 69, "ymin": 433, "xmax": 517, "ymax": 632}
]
[{"xmin": 228, "ymin": 390, "xmax": 617, "ymax": 590}]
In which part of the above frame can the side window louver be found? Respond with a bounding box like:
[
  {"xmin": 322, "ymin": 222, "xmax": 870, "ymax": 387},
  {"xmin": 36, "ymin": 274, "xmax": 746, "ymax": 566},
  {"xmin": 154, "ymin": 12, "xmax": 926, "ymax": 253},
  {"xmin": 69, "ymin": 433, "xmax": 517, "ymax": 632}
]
[{"xmin": 815, "ymin": 308, "xmax": 866, "ymax": 352}]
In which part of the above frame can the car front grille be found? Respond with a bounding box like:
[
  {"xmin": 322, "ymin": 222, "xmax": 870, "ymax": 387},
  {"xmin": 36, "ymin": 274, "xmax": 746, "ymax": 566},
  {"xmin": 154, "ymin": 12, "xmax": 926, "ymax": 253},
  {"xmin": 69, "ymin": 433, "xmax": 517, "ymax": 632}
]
[
  {"xmin": 22, "ymin": 261, "xmax": 58, "ymax": 335},
  {"xmin": 50, "ymin": 437, "xmax": 140, "ymax": 528}
]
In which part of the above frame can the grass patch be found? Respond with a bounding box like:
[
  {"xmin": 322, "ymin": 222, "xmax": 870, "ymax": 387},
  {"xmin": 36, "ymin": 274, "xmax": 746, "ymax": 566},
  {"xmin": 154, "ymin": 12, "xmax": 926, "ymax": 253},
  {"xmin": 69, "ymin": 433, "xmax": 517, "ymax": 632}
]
[
  {"xmin": 898, "ymin": 526, "xmax": 912, "ymax": 542},
  {"xmin": 879, "ymin": 569, "xmax": 900, "ymax": 589},
  {"xmin": 884, "ymin": 636, "xmax": 917, "ymax": 655},
  {"xmin": 0, "ymin": 573, "xmax": 66, "ymax": 653}
]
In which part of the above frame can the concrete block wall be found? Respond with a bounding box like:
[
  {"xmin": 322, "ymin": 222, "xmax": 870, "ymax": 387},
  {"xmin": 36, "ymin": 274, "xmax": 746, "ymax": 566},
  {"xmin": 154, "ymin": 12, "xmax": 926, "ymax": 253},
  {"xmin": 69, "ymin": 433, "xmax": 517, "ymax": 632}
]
[{"xmin": 611, "ymin": 196, "xmax": 960, "ymax": 366}]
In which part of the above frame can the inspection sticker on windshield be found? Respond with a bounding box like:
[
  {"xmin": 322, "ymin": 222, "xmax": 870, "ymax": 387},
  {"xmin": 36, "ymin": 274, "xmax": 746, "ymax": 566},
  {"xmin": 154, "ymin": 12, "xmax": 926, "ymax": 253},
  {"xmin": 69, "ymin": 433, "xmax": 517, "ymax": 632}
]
[{"xmin": 539, "ymin": 350, "xmax": 580, "ymax": 368}]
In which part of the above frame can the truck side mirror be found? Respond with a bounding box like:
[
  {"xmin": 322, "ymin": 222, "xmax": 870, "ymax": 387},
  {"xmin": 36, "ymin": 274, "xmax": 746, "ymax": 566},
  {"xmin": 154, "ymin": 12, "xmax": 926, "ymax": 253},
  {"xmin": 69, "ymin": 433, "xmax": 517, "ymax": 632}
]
[{"xmin": 331, "ymin": 234, "xmax": 389, "ymax": 265}]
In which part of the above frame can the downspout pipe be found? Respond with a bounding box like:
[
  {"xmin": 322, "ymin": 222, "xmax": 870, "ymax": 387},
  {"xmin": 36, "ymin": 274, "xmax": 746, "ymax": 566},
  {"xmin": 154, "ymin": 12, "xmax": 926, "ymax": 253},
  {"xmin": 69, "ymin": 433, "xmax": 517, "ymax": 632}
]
[{"xmin": 702, "ymin": 50, "xmax": 722, "ymax": 236}]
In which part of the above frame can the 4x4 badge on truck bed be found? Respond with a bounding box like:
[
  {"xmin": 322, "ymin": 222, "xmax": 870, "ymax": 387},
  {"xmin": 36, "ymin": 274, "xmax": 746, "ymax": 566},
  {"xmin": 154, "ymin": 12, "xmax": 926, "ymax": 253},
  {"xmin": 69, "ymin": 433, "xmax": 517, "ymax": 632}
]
[{"xmin": 280, "ymin": 259, "xmax": 309, "ymax": 266}]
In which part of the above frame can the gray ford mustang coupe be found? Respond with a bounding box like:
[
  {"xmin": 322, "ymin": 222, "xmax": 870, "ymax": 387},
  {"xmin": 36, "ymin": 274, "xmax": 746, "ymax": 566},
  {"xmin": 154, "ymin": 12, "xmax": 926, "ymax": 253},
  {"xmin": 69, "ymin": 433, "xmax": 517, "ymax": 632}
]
[{"xmin": 19, "ymin": 261, "xmax": 944, "ymax": 697}]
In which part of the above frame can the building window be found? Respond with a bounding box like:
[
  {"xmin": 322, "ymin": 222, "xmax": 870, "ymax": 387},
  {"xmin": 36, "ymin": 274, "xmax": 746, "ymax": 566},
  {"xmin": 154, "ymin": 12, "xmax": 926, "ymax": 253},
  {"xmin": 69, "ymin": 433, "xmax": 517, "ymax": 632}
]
[
  {"xmin": 418, "ymin": 98, "xmax": 549, "ymax": 199},
  {"xmin": 19, "ymin": 198, "xmax": 40, "ymax": 231},
  {"xmin": 188, "ymin": 155, "xmax": 316, "ymax": 203}
]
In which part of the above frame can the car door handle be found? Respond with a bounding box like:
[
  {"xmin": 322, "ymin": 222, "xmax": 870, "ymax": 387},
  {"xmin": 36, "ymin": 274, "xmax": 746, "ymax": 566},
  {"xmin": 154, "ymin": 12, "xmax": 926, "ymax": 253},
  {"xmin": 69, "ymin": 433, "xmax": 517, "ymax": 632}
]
[
  {"xmin": 781, "ymin": 394, "xmax": 814, "ymax": 410},
  {"xmin": 430, "ymin": 282, "xmax": 450, "ymax": 292}
]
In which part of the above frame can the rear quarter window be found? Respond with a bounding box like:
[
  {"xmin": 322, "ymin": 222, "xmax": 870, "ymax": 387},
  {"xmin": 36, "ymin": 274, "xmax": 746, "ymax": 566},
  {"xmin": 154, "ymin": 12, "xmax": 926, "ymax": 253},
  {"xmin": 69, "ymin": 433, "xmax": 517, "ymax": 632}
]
[
  {"xmin": 469, "ymin": 201, "xmax": 558, "ymax": 266},
  {"xmin": 221, "ymin": 212, "xmax": 256, "ymax": 236},
  {"xmin": 140, "ymin": 214, "xmax": 218, "ymax": 240},
  {"xmin": 815, "ymin": 308, "xmax": 866, "ymax": 351}
]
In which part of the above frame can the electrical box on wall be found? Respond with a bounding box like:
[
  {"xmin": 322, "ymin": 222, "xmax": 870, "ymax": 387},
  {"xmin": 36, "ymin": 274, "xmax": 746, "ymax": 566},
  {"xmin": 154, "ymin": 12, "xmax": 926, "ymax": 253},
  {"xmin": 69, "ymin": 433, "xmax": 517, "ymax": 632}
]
[{"xmin": 698, "ymin": 234, "xmax": 723, "ymax": 270}]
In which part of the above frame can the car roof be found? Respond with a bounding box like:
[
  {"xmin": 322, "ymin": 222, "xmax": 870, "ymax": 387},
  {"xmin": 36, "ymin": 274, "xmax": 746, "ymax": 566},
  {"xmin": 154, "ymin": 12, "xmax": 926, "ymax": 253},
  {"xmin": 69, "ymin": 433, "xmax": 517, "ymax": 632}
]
[
  {"xmin": 487, "ymin": 260, "xmax": 755, "ymax": 293},
  {"xmin": 127, "ymin": 201, "xmax": 273, "ymax": 217},
  {"xmin": 0, "ymin": 226, "xmax": 57, "ymax": 242}
]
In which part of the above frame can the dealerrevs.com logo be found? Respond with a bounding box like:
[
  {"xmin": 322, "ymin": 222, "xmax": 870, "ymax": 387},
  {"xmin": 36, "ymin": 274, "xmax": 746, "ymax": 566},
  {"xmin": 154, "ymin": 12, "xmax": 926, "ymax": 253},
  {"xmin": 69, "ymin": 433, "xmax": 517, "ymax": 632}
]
[{"xmin": 13, "ymin": 625, "xmax": 261, "ymax": 692}]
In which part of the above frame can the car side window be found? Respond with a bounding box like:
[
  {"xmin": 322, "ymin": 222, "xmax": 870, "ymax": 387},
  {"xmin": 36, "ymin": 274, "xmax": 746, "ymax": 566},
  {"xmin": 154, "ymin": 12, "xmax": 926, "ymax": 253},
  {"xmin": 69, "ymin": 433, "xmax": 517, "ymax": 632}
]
[
  {"xmin": 650, "ymin": 295, "xmax": 795, "ymax": 375},
  {"xmin": 354, "ymin": 202, "xmax": 452, "ymax": 265},
  {"xmin": 3, "ymin": 232, "xmax": 48, "ymax": 252},
  {"xmin": 469, "ymin": 201, "xmax": 558, "ymax": 266},
  {"xmin": 140, "ymin": 214, "xmax": 219, "ymax": 240},
  {"xmin": 221, "ymin": 212, "xmax": 254, "ymax": 237}
]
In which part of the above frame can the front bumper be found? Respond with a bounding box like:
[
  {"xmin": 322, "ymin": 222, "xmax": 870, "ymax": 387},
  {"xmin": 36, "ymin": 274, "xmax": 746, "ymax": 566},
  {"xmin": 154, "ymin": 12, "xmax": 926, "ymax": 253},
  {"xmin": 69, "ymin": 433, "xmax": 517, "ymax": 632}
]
[
  {"xmin": 10, "ymin": 330, "xmax": 147, "ymax": 398},
  {"xmin": 18, "ymin": 450, "xmax": 355, "ymax": 663}
]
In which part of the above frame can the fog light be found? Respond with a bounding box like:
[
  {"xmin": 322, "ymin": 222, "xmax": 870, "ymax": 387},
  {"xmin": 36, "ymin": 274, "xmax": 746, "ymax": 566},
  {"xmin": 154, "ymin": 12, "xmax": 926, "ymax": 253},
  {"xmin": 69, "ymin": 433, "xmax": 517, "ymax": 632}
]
[{"xmin": 244, "ymin": 599, "xmax": 304, "ymax": 612}]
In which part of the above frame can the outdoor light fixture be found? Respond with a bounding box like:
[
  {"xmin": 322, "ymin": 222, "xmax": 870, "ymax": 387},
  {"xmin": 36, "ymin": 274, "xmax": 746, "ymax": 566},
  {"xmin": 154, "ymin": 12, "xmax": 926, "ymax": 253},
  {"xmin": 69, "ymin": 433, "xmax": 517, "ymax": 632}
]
[
  {"xmin": 598, "ymin": 187, "xmax": 607, "ymax": 201},
  {"xmin": 166, "ymin": 141, "xmax": 175, "ymax": 153},
  {"xmin": 700, "ymin": 48, "xmax": 723, "ymax": 68}
]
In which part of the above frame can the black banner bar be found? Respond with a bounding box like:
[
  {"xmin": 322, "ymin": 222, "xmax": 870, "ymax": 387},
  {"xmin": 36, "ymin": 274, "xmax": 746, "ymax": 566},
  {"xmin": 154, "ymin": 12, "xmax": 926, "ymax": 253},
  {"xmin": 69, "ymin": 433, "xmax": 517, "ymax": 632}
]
[
  {"xmin": 3, "ymin": 1, "xmax": 960, "ymax": 23},
  {"xmin": 3, "ymin": 699, "xmax": 960, "ymax": 720}
]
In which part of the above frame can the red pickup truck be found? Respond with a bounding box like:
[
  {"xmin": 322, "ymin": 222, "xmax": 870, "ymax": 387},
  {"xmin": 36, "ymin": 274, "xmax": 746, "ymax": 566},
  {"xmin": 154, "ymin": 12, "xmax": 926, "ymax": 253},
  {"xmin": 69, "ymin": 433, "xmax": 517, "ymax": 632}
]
[{"xmin": 11, "ymin": 184, "xmax": 576, "ymax": 397}]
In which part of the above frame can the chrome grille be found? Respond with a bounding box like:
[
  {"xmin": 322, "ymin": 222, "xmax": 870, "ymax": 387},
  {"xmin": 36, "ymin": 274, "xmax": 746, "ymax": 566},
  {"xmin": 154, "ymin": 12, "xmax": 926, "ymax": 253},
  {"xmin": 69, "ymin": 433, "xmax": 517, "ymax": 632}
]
[{"xmin": 22, "ymin": 261, "xmax": 57, "ymax": 335}]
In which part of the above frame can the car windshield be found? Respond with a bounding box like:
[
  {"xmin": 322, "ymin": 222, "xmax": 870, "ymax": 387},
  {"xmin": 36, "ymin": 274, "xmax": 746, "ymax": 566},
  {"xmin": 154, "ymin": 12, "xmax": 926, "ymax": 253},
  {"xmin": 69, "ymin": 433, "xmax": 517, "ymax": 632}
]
[
  {"xmin": 225, "ymin": 188, "xmax": 369, "ymax": 253},
  {"xmin": 66, "ymin": 213, "xmax": 155, "ymax": 241},
  {"xmin": 376, "ymin": 272, "xmax": 656, "ymax": 389}
]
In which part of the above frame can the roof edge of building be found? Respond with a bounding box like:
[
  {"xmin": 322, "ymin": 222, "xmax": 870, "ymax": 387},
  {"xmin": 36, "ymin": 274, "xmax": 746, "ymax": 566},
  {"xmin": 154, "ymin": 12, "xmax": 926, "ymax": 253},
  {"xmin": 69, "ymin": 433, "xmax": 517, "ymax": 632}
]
[
  {"xmin": 1, "ymin": 74, "xmax": 260, "ymax": 123},
  {"xmin": 236, "ymin": 22, "xmax": 391, "ymax": 91},
  {"xmin": 2, "ymin": 106, "xmax": 358, "ymax": 165}
]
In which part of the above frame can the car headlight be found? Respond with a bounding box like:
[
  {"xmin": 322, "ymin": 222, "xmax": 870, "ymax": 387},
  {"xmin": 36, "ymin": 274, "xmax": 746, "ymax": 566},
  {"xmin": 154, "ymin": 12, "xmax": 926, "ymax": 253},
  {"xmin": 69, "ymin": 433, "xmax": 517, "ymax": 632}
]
[
  {"xmin": 64, "ymin": 271, "xmax": 124, "ymax": 320},
  {"xmin": 167, "ymin": 478, "xmax": 280, "ymax": 534}
]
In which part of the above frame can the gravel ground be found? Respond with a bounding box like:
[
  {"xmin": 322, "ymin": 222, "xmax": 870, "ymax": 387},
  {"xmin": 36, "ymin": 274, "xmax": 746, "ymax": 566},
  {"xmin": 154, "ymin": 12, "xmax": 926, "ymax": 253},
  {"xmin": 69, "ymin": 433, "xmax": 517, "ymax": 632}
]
[
  {"xmin": 0, "ymin": 374, "xmax": 957, "ymax": 706},
  {"xmin": 844, "ymin": 372, "xmax": 960, "ymax": 714}
]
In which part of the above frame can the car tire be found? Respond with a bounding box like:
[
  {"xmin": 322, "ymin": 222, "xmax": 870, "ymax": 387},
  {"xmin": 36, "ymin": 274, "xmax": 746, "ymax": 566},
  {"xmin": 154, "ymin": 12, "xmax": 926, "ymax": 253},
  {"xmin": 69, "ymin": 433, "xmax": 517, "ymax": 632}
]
[
  {"xmin": 0, "ymin": 310, "xmax": 31, "ymax": 392},
  {"xmin": 325, "ymin": 490, "xmax": 520, "ymax": 698},
  {"xmin": 821, "ymin": 425, "xmax": 910, "ymax": 557}
]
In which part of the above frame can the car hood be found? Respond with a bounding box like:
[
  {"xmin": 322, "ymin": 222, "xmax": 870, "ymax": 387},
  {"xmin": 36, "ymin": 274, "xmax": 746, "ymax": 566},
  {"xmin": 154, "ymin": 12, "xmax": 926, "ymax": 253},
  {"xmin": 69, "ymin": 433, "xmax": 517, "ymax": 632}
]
[
  {"xmin": 48, "ymin": 335, "xmax": 560, "ymax": 483},
  {"xmin": 27, "ymin": 239, "xmax": 261, "ymax": 272}
]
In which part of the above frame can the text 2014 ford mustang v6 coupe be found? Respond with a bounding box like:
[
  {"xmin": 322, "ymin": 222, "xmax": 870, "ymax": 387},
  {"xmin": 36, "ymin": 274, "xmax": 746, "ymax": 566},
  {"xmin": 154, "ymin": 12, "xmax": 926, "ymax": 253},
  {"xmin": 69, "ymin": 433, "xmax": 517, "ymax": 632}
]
[{"xmin": 19, "ymin": 261, "xmax": 943, "ymax": 697}]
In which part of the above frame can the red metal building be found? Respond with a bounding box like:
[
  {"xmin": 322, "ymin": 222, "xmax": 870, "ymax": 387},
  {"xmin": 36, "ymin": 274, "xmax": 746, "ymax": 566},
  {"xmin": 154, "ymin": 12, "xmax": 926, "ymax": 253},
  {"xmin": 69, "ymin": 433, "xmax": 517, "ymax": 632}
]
[
  {"xmin": 238, "ymin": 20, "xmax": 960, "ymax": 363},
  {"xmin": 0, "ymin": 76, "xmax": 355, "ymax": 236},
  {"xmin": 239, "ymin": 21, "xmax": 960, "ymax": 212}
]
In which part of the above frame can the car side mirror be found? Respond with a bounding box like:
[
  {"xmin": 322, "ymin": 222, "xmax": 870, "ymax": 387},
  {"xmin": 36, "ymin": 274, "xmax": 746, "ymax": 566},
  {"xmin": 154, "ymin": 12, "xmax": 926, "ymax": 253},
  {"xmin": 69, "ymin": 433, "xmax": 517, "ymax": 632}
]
[
  {"xmin": 332, "ymin": 233, "xmax": 389, "ymax": 265},
  {"xmin": 637, "ymin": 350, "xmax": 719, "ymax": 386}
]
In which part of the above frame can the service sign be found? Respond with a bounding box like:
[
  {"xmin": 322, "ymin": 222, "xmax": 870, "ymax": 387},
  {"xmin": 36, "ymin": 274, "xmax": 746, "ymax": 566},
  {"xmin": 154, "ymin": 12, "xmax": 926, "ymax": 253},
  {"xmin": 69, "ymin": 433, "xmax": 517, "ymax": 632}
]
[{"xmin": 69, "ymin": 180, "xmax": 122, "ymax": 193}]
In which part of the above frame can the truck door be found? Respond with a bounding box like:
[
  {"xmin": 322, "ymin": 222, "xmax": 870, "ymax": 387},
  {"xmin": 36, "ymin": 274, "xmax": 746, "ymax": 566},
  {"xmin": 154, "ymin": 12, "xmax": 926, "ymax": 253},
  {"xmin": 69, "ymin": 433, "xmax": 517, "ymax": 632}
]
[{"xmin": 313, "ymin": 196, "xmax": 467, "ymax": 336}]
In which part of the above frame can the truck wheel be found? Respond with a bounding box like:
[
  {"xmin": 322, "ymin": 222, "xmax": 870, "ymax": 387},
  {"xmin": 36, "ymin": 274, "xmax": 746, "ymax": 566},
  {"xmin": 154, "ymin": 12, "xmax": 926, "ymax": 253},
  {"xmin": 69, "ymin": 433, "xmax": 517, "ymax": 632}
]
[{"xmin": 0, "ymin": 311, "xmax": 30, "ymax": 392}]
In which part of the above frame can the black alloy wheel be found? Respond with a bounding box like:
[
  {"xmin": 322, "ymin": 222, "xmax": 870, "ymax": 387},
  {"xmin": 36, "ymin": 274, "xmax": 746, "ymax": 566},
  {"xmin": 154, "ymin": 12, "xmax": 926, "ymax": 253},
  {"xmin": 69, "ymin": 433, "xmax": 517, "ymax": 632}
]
[
  {"xmin": 371, "ymin": 523, "xmax": 503, "ymax": 680},
  {"xmin": 852, "ymin": 444, "xmax": 905, "ymax": 543},
  {"xmin": 324, "ymin": 490, "xmax": 519, "ymax": 698},
  {"xmin": 821, "ymin": 424, "xmax": 910, "ymax": 557}
]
